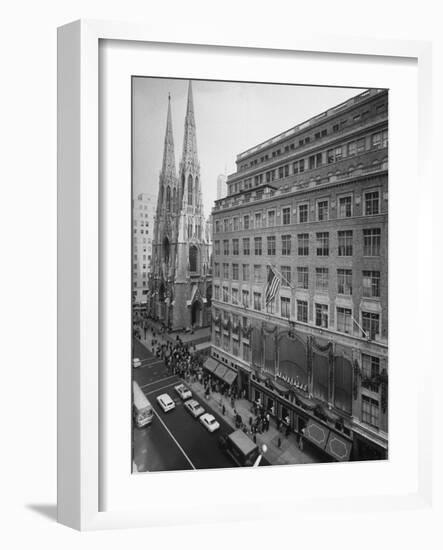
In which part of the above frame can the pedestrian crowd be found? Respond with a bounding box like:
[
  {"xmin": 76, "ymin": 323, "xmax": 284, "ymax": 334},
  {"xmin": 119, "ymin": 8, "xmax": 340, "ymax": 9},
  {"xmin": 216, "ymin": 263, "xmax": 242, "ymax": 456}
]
[
  {"xmin": 134, "ymin": 316, "xmax": 307, "ymax": 455},
  {"xmin": 146, "ymin": 326, "xmax": 203, "ymax": 381}
]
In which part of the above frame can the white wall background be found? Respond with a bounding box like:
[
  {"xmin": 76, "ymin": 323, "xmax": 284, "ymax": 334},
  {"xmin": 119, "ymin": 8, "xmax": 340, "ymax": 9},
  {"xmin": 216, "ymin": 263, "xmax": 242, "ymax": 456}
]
[{"xmin": 0, "ymin": 0, "xmax": 441, "ymax": 547}]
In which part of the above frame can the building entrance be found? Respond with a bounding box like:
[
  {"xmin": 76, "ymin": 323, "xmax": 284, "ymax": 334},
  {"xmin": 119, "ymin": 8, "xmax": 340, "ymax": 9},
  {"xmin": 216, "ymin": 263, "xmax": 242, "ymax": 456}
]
[{"xmin": 191, "ymin": 300, "xmax": 201, "ymax": 327}]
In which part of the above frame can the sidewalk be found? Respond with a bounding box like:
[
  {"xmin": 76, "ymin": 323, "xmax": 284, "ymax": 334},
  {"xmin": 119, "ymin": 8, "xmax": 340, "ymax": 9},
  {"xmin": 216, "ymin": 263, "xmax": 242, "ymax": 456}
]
[
  {"xmin": 135, "ymin": 323, "xmax": 168, "ymax": 351},
  {"xmin": 138, "ymin": 318, "xmax": 210, "ymax": 346},
  {"xmin": 186, "ymin": 379, "xmax": 320, "ymax": 466},
  {"xmin": 134, "ymin": 327, "xmax": 323, "ymax": 466},
  {"xmin": 164, "ymin": 326, "xmax": 211, "ymax": 347}
]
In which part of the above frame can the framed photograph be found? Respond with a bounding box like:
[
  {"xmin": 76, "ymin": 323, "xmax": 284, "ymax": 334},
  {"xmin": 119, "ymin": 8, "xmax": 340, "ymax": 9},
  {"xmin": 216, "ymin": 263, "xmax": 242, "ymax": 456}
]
[{"xmin": 57, "ymin": 19, "xmax": 433, "ymax": 530}]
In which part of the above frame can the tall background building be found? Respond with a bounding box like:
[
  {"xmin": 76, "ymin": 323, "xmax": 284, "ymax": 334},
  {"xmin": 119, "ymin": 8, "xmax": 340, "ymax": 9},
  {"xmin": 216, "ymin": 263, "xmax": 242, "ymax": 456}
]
[
  {"xmin": 149, "ymin": 82, "xmax": 212, "ymax": 329},
  {"xmin": 217, "ymin": 173, "xmax": 227, "ymax": 199},
  {"xmin": 209, "ymin": 88, "xmax": 388, "ymax": 462},
  {"xmin": 132, "ymin": 193, "xmax": 156, "ymax": 305}
]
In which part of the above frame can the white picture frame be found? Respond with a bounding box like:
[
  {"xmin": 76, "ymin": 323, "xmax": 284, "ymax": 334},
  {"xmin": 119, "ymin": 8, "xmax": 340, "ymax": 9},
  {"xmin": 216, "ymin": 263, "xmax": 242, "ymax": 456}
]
[{"xmin": 57, "ymin": 19, "xmax": 433, "ymax": 531}]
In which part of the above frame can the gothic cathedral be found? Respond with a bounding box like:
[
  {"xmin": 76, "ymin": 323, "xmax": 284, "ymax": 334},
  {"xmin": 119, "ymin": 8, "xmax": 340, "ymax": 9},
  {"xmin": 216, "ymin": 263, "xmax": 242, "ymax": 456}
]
[{"xmin": 148, "ymin": 81, "xmax": 212, "ymax": 330}]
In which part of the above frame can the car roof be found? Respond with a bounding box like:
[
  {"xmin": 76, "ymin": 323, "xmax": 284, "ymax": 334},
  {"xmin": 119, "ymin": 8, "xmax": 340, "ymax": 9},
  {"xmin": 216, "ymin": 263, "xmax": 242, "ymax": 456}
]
[
  {"xmin": 228, "ymin": 430, "xmax": 258, "ymax": 454},
  {"xmin": 159, "ymin": 393, "xmax": 172, "ymax": 400}
]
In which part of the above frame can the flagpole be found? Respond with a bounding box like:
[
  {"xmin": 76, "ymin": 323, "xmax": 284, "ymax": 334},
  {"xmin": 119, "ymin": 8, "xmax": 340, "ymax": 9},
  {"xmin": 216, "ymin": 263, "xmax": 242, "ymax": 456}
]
[
  {"xmin": 267, "ymin": 263, "xmax": 296, "ymax": 292},
  {"xmin": 269, "ymin": 263, "xmax": 371, "ymax": 340},
  {"xmin": 264, "ymin": 264, "xmax": 280, "ymax": 306},
  {"xmin": 351, "ymin": 315, "xmax": 370, "ymax": 339}
]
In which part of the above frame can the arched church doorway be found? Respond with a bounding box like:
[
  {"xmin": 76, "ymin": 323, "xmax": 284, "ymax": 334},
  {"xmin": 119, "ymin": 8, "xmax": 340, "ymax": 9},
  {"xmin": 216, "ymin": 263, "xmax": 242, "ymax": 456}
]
[{"xmin": 191, "ymin": 300, "xmax": 201, "ymax": 327}]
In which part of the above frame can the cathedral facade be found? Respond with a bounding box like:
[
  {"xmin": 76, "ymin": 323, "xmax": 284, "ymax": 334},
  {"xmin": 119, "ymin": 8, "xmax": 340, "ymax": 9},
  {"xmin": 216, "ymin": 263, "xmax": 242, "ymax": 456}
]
[{"xmin": 148, "ymin": 81, "xmax": 212, "ymax": 330}]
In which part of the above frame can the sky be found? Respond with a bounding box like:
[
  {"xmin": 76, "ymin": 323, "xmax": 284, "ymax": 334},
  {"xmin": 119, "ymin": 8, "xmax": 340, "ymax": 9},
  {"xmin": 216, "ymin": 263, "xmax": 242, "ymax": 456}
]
[{"xmin": 133, "ymin": 78, "xmax": 366, "ymax": 218}]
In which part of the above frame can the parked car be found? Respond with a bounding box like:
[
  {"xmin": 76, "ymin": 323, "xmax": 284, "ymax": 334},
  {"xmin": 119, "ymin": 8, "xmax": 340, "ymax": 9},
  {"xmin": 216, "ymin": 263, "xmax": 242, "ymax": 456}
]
[
  {"xmin": 200, "ymin": 413, "xmax": 220, "ymax": 433},
  {"xmin": 184, "ymin": 399, "xmax": 205, "ymax": 418},
  {"xmin": 174, "ymin": 383, "xmax": 192, "ymax": 400},
  {"xmin": 156, "ymin": 393, "xmax": 175, "ymax": 413},
  {"xmin": 132, "ymin": 357, "xmax": 142, "ymax": 368}
]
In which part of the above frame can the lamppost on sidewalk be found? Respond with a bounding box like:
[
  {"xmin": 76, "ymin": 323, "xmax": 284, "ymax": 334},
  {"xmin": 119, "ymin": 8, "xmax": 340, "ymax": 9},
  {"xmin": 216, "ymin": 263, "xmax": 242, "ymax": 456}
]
[{"xmin": 253, "ymin": 444, "xmax": 268, "ymax": 467}]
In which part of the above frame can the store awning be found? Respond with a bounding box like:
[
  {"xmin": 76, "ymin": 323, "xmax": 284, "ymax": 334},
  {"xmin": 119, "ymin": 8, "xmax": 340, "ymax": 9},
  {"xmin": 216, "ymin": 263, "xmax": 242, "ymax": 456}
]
[
  {"xmin": 204, "ymin": 359, "xmax": 238, "ymax": 385},
  {"xmin": 212, "ymin": 363, "xmax": 238, "ymax": 385},
  {"xmin": 304, "ymin": 419, "xmax": 330, "ymax": 450},
  {"xmin": 203, "ymin": 357, "xmax": 218, "ymax": 373},
  {"xmin": 325, "ymin": 433, "xmax": 352, "ymax": 461},
  {"xmin": 213, "ymin": 364, "xmax": 228, "ymax": 380},
  {"xmin": 223, "ymin": 368, "xmax": 237, "ymax": 386}
]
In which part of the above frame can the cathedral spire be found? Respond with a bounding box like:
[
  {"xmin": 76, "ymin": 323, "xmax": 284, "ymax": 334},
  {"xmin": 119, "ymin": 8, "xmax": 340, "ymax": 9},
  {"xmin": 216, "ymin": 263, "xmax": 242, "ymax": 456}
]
[
  {"xmin": 182, "ymin": 80, "xmax": 198, "ymax": 164},
  {"xmin": 161, "ymin": 93, "xmax": 176, "ymax": 178},
  {"xmin": 186, "ymin": 81, "xmax": 195, "ymax": 125}
]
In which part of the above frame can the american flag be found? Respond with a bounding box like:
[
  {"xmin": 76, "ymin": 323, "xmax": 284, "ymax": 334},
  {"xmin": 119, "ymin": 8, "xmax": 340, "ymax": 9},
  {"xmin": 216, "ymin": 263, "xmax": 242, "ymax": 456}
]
[{"xmin": 265, "ymin": 265, "xmax": 281, "ymax": 305}]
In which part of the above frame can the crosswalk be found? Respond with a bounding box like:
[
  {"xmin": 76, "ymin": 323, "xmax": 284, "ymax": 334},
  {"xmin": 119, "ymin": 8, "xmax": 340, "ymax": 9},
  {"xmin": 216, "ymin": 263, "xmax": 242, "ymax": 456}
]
[
  {"xmin": 136, "ymin": 357, "xmax": 164, "ymax": 369},
  {"xmin": 140, "ymin": 375, "xmax": 177, "ymax": 391}
]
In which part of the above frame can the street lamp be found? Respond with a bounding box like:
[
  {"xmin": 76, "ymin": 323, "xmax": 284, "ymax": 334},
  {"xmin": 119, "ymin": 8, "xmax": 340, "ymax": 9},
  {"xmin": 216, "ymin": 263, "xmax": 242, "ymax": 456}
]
[{"xmin": 253, "ymin": 443, "xmax": 268, "ymax": 467}]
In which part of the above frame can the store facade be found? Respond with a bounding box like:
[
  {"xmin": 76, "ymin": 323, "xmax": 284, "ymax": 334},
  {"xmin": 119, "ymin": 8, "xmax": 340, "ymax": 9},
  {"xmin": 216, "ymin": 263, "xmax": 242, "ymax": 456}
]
[
  {"xmin": 210, "ymin": 313, "xmax": 388, "ymax": 462},
  {"xmin": 210, "ymin": 87, "xmax": 389, "ymax": 462}
]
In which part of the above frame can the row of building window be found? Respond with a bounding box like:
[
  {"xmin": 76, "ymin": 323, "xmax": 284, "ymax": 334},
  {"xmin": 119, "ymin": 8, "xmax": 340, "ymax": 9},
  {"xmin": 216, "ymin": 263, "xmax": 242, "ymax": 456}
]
[
  {"xmin": 214, "ymin": 190, "xmax": 382, "ymax": 233},
  {"xmin": 233, "ymin": 129, "xmax": 388, "ymax": 192},
  {"xmin": 187, "ymin": 221, "xmax": 203, "ymax": 240},
  {"xmin": 133, "ymin": 244, "xmax": 151, "ymax": 252},
  {"xmin": 214, "ymin": 292, "xmax": 381, "ymax": 339},
  {"xmin": 214, "ymin": 228, "xmax": 381, "ymax": 258},
  {"xmin": 214, "ymin": 265, "xmax": 380, "ymax": 298},
  {"xmin": 238, "ymin": 102, "xmax": 387, "ymax": 171},
  {"xmin": 135, "ymin": 210, "xmax": 153, "ymax": 218}
]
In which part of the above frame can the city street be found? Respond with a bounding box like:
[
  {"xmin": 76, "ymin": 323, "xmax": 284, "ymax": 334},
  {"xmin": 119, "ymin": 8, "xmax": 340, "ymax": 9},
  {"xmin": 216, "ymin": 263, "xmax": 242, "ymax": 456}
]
[{"xmin": 132, "ymin": 338, "xmax": 242, "ymax": 472}]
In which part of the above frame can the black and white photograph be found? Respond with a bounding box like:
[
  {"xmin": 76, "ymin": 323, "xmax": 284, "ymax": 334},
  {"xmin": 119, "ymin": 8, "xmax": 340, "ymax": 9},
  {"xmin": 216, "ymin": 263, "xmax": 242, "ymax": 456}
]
[
  {"xmin": 131, "ymin": 77, "xmax": 389, "ymax": 473},
  {"xmin": 5, "ymin": 0, "xmax": 440, "ymax": 543}
]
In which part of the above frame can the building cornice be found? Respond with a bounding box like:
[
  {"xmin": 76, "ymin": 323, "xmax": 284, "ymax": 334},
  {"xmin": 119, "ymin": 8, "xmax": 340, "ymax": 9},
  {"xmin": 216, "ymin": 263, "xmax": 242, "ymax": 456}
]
[
  {"xmin": 235, "ymin": 89, "xmax": 387, "ymax": 164},
  {"xmin": 228, "ymin": 116, "xmax": 388, "ymax": 184},
  {"xmin": 213, "ymin": 169, "xmax": 388, "ymax": 216}
]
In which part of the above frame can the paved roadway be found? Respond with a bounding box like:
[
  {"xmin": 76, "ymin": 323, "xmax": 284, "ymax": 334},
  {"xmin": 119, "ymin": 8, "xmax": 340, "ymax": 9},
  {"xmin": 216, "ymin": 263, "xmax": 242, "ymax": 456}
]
[{"xmin": 132, "ymin": 338, "xmax": 239, "ymax": 473}]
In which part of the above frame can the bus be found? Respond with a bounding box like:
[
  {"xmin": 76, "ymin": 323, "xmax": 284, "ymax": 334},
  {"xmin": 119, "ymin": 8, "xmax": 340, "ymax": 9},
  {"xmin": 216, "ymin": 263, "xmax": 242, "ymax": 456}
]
[{"xmin": 133, "ymin": 381, "xmax": 154, "ymax": 428}]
